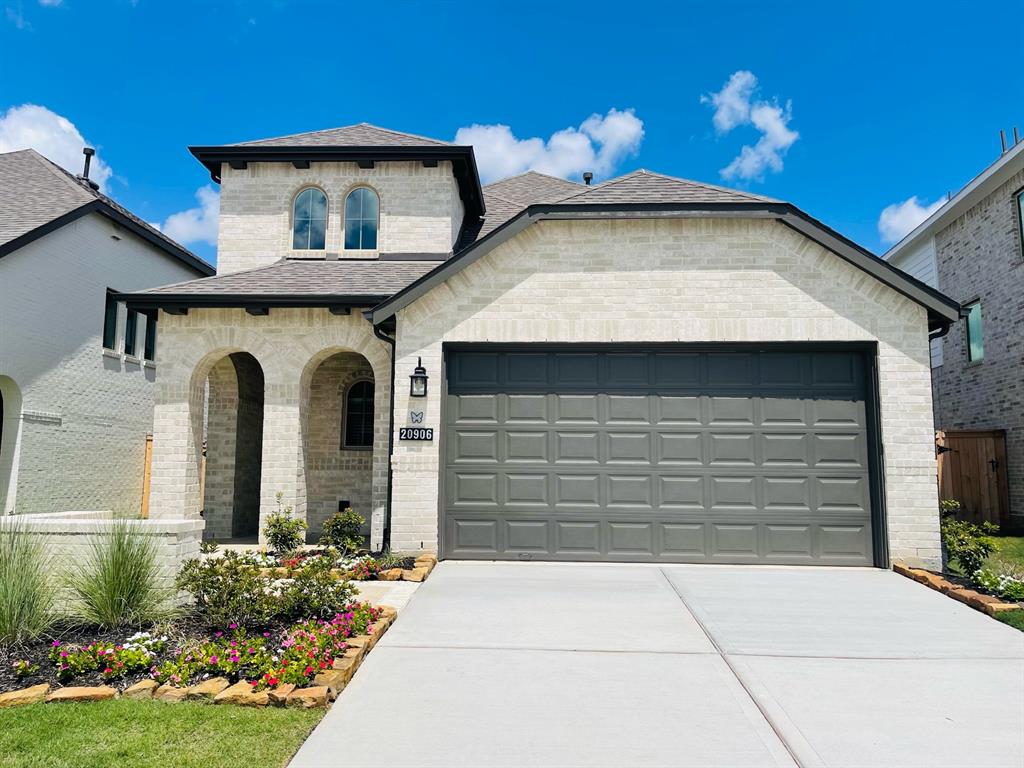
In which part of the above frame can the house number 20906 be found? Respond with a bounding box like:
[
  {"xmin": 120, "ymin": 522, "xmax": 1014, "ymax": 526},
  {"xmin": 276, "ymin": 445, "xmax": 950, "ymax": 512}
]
[{"xmin": 399, "ymin": 427, "xmax": 434, "ymax": 441}]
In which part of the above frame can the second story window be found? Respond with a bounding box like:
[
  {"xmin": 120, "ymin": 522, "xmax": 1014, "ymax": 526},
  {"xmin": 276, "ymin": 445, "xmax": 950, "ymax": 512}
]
[
  {"xmin": 102, "ymin": 290, "xmax": 119, "ymax": 350},
  {"xmin": 144, "ymin": 312, "xmax": 158, "ymax": 362},
  {"xmin": 124, "ymin": 309, "xmax": 139, "ymax": 357},
  {"xmin": 344, "ymin": 187, "xmax": 379, "ymax": 250},
  {"xmin": 965, "ymin": 300, "xmax": 984, "ymax": 362},
  {"xmin": 1017, "ymin": 190, "xmax": 1024, "ymax": 258},
  {"xmin": 293, "ymin": 187, "xmax": 327, "ymax": 250}
]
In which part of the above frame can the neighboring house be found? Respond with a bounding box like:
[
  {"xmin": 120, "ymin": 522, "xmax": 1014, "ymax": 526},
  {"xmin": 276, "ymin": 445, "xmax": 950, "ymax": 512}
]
[
  {"xmin": 885, "ymin": 139, "xmax": 1024, "ymax": 530},
  {"xmin": 0, "ymin": 149, "xmax": 214, "ymax": 516},
  {"xmin": 124, "ymin": 123, "xmax": 959, "ymax": 569}
]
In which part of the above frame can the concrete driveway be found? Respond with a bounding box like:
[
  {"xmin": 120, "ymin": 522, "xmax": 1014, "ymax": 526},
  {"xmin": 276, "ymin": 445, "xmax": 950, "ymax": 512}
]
[{"xmin": 290, "ymin": 562, "xmax": 1024, "ymax": 768}]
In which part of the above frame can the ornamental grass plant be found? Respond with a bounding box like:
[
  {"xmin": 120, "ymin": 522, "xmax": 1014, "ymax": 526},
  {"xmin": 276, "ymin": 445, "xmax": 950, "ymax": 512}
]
[{"xmin": 0, "ymin": 522, "xmax": 56, "ymax": 645}]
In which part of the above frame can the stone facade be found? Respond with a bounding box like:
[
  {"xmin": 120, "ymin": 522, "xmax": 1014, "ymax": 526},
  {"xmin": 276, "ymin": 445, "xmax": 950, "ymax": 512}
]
[
  {"xmin": 390, "ymin": 218, "xmax": 941, "ymax": 567},
  {"xmin": 932, "ymin": 166, "xmax": 1024, "ymax": 528},
  {"xmin": 147, "ymin": 308, "xmax": 390, "ymax": 548},
  {"xmin": 217, "ymin": 161, "xmax": 465, "ymax": 275},
  {"xmin": 0, "ymin": 212, "xmax": 206, "ymax": 516}
]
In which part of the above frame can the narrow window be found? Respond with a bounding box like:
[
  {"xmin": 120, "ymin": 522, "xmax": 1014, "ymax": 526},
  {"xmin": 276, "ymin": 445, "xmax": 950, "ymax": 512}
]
[
  {"xmin": 342, "ymin": 380, "xmax": 375, "ymax": 449},
  {"xmin": 1017, "ymin": 190, "xmax": 1024, "ymax": 258},
  {"xmin": 344, "ymin": 188, "xmax": 379, "ymax": 250},
  {"xmin": 965, "ymin": 300, "xmax": 984, "ymax": 362},
  {"xmin": 102, "ymin": 291, "xmax": 119, "ymax": 350},
  {"xmin": 292, "ymin": 187, "xmax": 328, "ymax": 250},
  {"xmin": 143, "ymin": 311, "xmax": 158, "ymax": 361},
  {"xmin": 124, "ymin": 309, "xmax": 139, "ymax": 357}
]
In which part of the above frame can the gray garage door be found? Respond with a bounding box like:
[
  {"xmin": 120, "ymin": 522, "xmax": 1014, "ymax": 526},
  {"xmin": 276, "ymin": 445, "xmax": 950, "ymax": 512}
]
[{"xmin": 442, "ymin": 346, "xmax": 878, "ymax": 566}]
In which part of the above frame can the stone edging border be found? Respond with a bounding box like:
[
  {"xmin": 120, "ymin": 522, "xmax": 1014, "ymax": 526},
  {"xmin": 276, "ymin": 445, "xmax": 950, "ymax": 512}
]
[
  {"xmin": 0, "ymin": 604, "xmax": 399, "ymax": 711},
  {"xmin": 893, "ymin": 562, "xmax": 1021, "ymax": 617},
  {"xmin": 261, "ymin": 552, "xmax": 439, "ymax": 583}
]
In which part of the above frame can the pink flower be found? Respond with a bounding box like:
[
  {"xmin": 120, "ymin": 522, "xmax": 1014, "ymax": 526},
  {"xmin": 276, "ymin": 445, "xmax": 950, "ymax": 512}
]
[{"xmin": 209, "ymin": 655, "xmax": 219, "ymax": 664}]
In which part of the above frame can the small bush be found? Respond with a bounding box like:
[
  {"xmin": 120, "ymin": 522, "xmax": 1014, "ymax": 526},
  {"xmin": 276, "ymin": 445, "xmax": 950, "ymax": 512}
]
[
  {"xmin": 940, "ymin": 504, "xmax": 998, "ymax": 577},
  {"xmin": 283, "ymin": 555, "xmax": 355, "ymax": 620},
  {"xmin": 199, "ymin": 540, "xmax": 219, "ymax": 554},
  {"xmin": 263, "ymin": 493, "xmax": 307, "ymax": 554},
  {"xmin": 319, "ymin": 508, "xmax": 364, "ymax": 554},
  {"xmin": 176, "ymin": 551, "xmax": 280, "ymax": 629},
  {"xmin": 0, "ymin": 523, "xmax": 55, "ymax": 645},
  {"xmin": 65, "ymin": 519, "xmax": 173, "ymax": 629},
  {"xmin": 974, "ymin": 565, "xmax": 1024, "ymax": 601}
]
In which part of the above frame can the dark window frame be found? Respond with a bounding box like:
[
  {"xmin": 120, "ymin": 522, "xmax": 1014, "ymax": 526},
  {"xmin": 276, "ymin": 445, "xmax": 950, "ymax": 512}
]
[
  {"xmin": 292, "ymin": 186, "xmax": 328, "ymax": 250},
  {"xmin": 102, "ymin": 289, "xmax": 119, "ymax": 351},
  {"xmin": 343, "ymin": 187, "xmax": 379, "ymax": 250},
  {"xmin": 964, "ymin": 298, "xmax": 984, "ymax": 363},
  {"xmin": 1016, "ymin": 187, "xmax": 1024, "ymax": 262},
  {"xmin": 341, "ymin": 378, "xmax": 375, "ymax": 450},
  {"xmin": 143, "ymin": 310, "xmax": 158, "ymax": 361},
  {"xmin": 124, "ymin": 309, "xmax": 139, "ymax": 357}
]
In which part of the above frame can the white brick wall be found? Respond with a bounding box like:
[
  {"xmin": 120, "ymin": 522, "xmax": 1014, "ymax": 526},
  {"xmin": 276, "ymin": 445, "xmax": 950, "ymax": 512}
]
[
  {"xmin": 0, "ymin": 213, "xmax": 205, "ymax": 516},
  {"xmin": 390, "ymin": 217, "xmax": 942, "ymax": 567},
  {"xmin": 217, "ymin": 160, "xmax": 465, "ymax": 275}
]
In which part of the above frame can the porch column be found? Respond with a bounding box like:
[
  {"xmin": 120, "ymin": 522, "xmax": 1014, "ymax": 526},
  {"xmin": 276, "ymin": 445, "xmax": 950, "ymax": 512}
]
[
  {"xmin": 258, "ymin": 382, "xmax": 307, "ymax": 541},
  {"xmin": 148, "ymin": 378, "xmax": 204, "ymax": 520}
]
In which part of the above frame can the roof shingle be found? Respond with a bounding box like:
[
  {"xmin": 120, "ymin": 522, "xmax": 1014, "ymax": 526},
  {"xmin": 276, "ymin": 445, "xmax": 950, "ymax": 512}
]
[{"xmin": 231, "ymin": 123, "xmax": 452, "ymax": 148}]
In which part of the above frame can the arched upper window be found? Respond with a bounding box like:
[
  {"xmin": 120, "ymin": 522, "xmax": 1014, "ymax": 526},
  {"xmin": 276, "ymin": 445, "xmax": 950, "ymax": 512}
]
[
  {"xmin": 342, "ymin": 380, "xmax": 375, "ymax": 449},
  {"xmin": 344, "ymin": 187, "xmax": 379, "ymax": 250},
  {"xmin": 292, "ymin": 187, "xmax": 327, "ymax": 250}
]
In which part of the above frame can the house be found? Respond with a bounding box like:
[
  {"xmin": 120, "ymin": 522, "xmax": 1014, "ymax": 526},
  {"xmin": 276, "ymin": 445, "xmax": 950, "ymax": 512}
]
[
  {"xmin": 0, "ymin": 148, "xmax": 214, "ymax": 516},
  {"xmin": 885, "ymin": 138, "xmax": 1024, "ymax": 531},
  {"xmin": 124, "ymin": 123, "xmax": 960, "ymax": 569}
]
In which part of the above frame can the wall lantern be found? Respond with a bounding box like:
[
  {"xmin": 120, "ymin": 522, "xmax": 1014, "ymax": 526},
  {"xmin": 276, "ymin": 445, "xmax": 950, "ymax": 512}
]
[{"xmin": 410, "ymin": 357, "xmax": 429, "ymax": 398}]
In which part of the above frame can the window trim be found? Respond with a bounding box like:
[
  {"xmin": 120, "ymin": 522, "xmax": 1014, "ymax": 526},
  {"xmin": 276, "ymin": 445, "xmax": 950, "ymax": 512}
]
[
  {"xmin": 341, "ymin": 378, "xmax": 375, "ymax": 450},
  {"xmin": 291, "ymin": 186, "xmax": 329, "ymax": 251},
  {"xmin": 964, "ymin": 298, "xmax": 984, "ymax": 363},
  {"xmin": 343, "ymin": 186, "xmax": 380, "ymax": 251}
]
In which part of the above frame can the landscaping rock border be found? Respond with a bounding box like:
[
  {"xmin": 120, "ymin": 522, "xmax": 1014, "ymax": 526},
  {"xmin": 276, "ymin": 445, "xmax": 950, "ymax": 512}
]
[
  {"xmin": 0, "ymin": 604, "xmax": 399, "ymax": 710},
  {"xmin": 893, "ymin": 562, "xmax": 1021, "ymax": 617}
]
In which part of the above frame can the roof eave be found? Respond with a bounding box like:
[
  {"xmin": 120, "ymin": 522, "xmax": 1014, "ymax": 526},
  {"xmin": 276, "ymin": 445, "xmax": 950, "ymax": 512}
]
[
  {"xmin": 369, "ymin": 201, "xmax": 961, "ymax": 332},
  {"xmin": 188, "ymin": 144, "xmax": 485, "ymax": 218},
  {"xmin": 122, "ymin": 293, "xmax": 389, "ymax": 311}
]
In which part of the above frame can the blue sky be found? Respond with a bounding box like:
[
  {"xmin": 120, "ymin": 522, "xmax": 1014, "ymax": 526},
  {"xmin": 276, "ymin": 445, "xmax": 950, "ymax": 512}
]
[{"xmin": 1, "ymin": 0, "xmax": 1020, "ymax": 266}]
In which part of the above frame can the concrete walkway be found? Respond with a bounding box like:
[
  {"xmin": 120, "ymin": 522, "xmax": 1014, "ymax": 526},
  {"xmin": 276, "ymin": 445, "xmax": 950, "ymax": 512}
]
[{"xmin": 290, "ymin": 562, "xmax": 1024, "ymax": 768}]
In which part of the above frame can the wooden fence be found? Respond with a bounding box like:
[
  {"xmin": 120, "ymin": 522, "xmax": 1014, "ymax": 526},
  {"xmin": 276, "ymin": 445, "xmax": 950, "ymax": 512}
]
[{"xmin": 936, "ymin": 430, "xmax": 1010, "ymax": 527}]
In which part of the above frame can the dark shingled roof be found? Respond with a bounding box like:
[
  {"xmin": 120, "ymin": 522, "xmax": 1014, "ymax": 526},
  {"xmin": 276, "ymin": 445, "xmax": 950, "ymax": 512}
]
[
  {"xmin": 0, "ymin": 149, "xmax": 212, "ymax": 274},
  {"xmin": 231, "ymin": 123, "xmax": 452, "ymax": 148},
  {"xmin": 137, "ymin": 258, "xmax": 438, "ymax": 301},
  {"xmin": 554, "ymin": 169, "xmax": 780, "ymax": 205},
  {"xmin": 483, "ymin": 171, "xmax": 583, "ymax": 205}
]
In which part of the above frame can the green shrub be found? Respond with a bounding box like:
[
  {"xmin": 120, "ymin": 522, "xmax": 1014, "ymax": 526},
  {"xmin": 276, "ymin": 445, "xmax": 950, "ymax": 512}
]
[
  {"xmin": 0, "ymin": 523, "xmax": 55, "ymax": 645},
  {"xmin": 283, "ymin": 556, "xmax": 354, "ymax": 620},
  {"xmin": 65, "ymin": 519, "xmax": 174, "ymax": 629},
  {"xmin": 199, "ymin": 540, "xmax": 219, "ymax": 554},
  {"xmin": 973, "ymin": 566, "xmax": 1024, "ymax": 601},
  {"xmin": 176, "ymin": 551, "xmax": 280, "ymax": 629},
  {"xmin": 319, "ymin": 508, "xmax": 364, "ymax": 554},
  {"xmin": 263, "ymin": 492, "xmax": 307, "ymax": 554},
  {"xmin": 939, "ymin": 502, "xmax": 997, "ymax": 577}
]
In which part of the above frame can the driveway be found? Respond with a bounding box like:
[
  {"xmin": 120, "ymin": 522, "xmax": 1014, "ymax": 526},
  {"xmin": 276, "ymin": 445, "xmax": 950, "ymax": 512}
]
[{"xmin": 290, "ymin": 562, "xmax": 1024, "ymax": 768}]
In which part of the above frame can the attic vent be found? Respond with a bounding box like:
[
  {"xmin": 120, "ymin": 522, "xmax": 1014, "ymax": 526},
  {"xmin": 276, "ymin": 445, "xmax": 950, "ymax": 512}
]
[
  {"xmin": 78, "ymin": 147, "xmax": 99, "ymax": 191},
  {"xmin": 583, "ymin": 171, "xmax": 593, "ymax": 186}
]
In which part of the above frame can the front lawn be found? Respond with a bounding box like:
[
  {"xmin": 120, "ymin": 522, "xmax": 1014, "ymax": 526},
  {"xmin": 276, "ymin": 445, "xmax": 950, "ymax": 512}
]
[
  {"xmin": 0, "ymin": 699, "xmax": 324, "ymax": 768},
  {"xmin": 986, "ymin": 535, "xmax": 1024, "ymax": 572},
  {"xmin": 994, "ymin": 610, "xmax": 1024, "ymax": 632}
]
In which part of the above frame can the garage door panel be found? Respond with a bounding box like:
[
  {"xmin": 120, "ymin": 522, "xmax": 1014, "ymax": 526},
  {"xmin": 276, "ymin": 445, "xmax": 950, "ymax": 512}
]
[{"xmin": 443, "ymin": 347, "xmax": 876, "ymax": 566}]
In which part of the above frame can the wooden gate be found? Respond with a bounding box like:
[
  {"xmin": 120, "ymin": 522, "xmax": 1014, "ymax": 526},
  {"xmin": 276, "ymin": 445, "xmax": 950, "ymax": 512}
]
[{"xmin": 936, "ymin": 430, "xmax": 1010, "ymax": 527}]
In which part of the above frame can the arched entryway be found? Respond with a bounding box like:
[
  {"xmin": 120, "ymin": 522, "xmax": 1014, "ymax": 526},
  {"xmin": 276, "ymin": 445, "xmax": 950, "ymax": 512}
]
[
  {"xmin": 301, "ymin": 351, "xmax": 379, "ymax": 544},
  {"xmin": 0, "ymin": 376, "xmax": 22, "ymax": 514},
  {"xmin": 199, "ymin": 353, "xmax": 265, "ymax": 540}
]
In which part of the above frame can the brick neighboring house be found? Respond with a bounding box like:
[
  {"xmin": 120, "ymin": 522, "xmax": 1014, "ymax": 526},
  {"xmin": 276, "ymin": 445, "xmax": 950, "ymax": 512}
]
[
  {"xmin": 0, "ymin": 149, "xmax": 214, "ymax": 516},
  {"xmin": 124, "ymin": 123, "xmax": 960, "ymax": 569},
  {"xmin": 885, "ymin": 139, "xmax": 1024, "ymax": 531}
]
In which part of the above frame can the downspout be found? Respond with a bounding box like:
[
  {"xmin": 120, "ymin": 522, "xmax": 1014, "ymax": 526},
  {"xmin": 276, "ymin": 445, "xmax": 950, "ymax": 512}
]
[{"xmin": 372, "ymin": 323, "xmax": 397, "ymax": 552}]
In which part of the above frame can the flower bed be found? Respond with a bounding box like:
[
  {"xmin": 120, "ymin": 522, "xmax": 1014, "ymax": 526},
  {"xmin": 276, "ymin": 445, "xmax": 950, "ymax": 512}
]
[{"xmin": 893, "ymin": 562, "xmax": 1022, "ymax": 618}]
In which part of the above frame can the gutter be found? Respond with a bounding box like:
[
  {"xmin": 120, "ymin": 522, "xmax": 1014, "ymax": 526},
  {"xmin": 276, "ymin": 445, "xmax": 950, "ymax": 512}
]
[{"xmin": 371, "ymin": 322, "xmax": 397, "ymax": 553}]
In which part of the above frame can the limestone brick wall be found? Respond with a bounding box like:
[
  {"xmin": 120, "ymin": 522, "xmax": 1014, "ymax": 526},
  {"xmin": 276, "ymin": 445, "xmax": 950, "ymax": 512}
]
[
  {"xmin": 217, "ymin": 160, "xmax": 465, "ymax": 275},
  {"xmin": 390, "ymin": 217, "xmax": 942, "ymax": 567}
]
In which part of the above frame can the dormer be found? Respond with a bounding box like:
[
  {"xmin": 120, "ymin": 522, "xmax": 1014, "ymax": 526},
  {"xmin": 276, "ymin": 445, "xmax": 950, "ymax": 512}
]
[{"xmin": 190, "ymin": 124, "xmax": 484, "ymax": 275}]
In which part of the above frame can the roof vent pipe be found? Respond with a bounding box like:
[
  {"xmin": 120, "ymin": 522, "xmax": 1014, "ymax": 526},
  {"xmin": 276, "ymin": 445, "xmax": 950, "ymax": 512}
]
[
  {"xmin": 79, "ymin": 147, "xmax": 99, "ymax": 190},
  {"xmin": 1015, "ymin": 127, "xmax": 1021, "ymax": 146},
  {"xmin": 583, "ymin": 171, "xmax": 593, "ymax": 186},
  {"xmin": 1000, "ymin": 130, "xmax": 1008, "ymax": 154}
]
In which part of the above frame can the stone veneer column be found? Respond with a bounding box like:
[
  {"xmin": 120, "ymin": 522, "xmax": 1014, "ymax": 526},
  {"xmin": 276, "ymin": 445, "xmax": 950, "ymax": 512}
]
[{"xmin": 258, "ymin": 382, "xmax": 306, "ymax": 541}]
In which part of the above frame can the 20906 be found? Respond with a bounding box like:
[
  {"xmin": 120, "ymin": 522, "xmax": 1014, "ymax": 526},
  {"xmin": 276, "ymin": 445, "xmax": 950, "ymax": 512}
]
[{"xmin": 399, "ymin": 427, "xmax": 434, "ymax": 441}]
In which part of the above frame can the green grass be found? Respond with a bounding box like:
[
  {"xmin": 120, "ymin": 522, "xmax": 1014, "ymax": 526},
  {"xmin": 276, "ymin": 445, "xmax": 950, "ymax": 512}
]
[
  {"xmin": 994, "ymin": 610, "xmax": 1024, "ymax": 632},
  {"xmin": 0, "ymin": 700, "xmax": 325, "ymax": 768},
  {"xmin": 986, "ymin": 535, "xmax": 1024, "ymax": 572}
]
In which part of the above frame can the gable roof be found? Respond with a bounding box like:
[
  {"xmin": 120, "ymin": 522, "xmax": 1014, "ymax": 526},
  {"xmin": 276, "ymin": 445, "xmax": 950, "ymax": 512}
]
[
  {"xmin": 231, "ymin": 123, "xmax": 452, "ymax": 149},
  {"xmin": 883, "ymin": 139, "xmax": 1024, "ymax": 263},
  {"xmin": 190, "ymin": 123, "xmax": 485, "ymax": 219},
  {"xmin": 0, "ymin": 149, "xmax": 213, "ymax": 275},
  {"xmin": 484, "ymin": 171, "xmax": 584, "ymax": 204},
  {"xmin": 372, "ymin": 168, "xmax": 961, "ymax": 332}
]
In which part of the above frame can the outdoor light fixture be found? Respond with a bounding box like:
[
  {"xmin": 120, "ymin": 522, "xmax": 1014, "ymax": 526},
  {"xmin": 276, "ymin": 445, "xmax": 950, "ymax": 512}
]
[{"xmin": 410, "ymin": 357, "xmax": 428, "ymax": 397}]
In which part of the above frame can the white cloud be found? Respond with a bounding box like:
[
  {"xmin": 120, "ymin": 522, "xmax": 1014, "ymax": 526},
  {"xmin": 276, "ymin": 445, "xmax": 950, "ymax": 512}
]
[
  {"xmin": 160, "ymin": 186, "xmax": 219, "ymax": 246},
  {"xmin": 0, "ymin": 103, "xmax": 113, "ymax": 190},
  {"xmin": 878, "ymin": 196, "xmax": 944, "ymax": 244},
  {"xmin": 455, "ymin": 108, "xmax": 644, "ymax": 184},
  {"xmin": 702, "ymin": 71, "xmax": 799, "ymax": 182}
]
